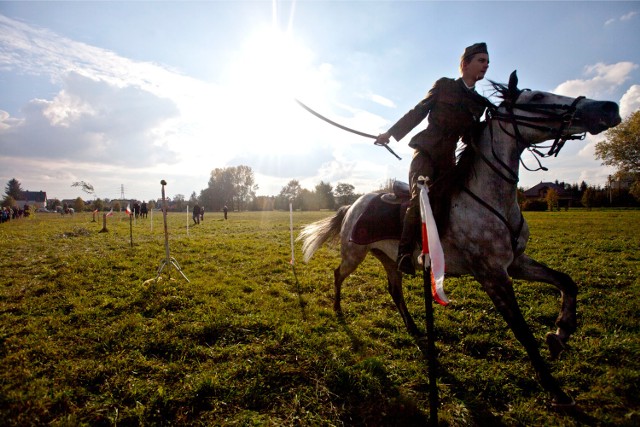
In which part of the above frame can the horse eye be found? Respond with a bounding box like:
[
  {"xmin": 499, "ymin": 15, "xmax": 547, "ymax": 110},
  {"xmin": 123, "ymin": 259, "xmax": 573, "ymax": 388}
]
[{"xmin": 532, "ymin": 93, "xmax": 545, "ymax": 101}]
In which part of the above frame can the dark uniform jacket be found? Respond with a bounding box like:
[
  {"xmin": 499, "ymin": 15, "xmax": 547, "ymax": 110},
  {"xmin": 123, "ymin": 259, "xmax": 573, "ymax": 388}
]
[{"xmin": 388, "ymin": 77, "xmax": 489, "ymax": 167}]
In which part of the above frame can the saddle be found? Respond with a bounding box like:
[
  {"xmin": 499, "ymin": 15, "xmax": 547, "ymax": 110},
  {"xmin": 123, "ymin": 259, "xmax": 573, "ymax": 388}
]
[{"xmin": 350, "ymin": 181, "xmax": 411, "ymax": 245}]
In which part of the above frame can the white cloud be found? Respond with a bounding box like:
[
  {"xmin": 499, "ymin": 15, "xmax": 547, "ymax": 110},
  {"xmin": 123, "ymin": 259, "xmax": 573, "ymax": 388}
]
[
  {"xmin": 0, "ymin": 72, "xmax": 181, "ymax": 166},
  {"xmin": 620, "ymin": 11, "xmax": 638, "ymax": 21},
  {"xmin": 0, "ymin": 14, "xmax": 367, "ymax": 200},
  {"xmin": 604, "ymin": 10, "xmax": 638, "ymax": 26},
  {"xmin": 365, "ymin": 93, "xmax": 396, "ymax": 108},
  {"xmin": 619, "ymin": 84, "xmax": 640, "ymax": 118},
  {"xmin": 553, "ymin": 62, "xmax": 638, "ymax": 99}
]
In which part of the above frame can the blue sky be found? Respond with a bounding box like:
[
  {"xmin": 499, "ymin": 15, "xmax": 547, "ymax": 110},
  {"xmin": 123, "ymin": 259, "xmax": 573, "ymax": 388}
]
[{"xmin": 1, "ymin": 1, "xmax": 638, "ymax": 202}]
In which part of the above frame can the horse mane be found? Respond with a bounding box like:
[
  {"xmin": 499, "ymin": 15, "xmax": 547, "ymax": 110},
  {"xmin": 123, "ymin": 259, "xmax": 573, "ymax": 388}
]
[{"xmin": 430, "ymin": 75, "xmax": 517, "ymax": 233}]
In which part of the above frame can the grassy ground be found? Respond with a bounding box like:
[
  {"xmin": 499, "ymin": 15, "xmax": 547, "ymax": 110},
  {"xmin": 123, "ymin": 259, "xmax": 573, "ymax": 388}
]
[{"xmin": 0, "ymin": 209, "xmax": 638, "ymax": 426}]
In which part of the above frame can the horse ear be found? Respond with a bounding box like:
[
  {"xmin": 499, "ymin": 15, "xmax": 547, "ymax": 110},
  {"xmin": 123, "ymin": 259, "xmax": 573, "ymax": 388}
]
[{"xmin": 508, "ymin": 70, "xmax": 518, "ymax": 94}]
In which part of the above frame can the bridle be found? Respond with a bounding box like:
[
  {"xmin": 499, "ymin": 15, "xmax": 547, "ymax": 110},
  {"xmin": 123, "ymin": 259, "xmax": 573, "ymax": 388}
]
[
  {"xmin": 462, "ymin": 91, "xmax": 586, "ymax": 253},
  {"xmin": 488, "ymin": 91, "xmax": 586, "ymax": 171}
]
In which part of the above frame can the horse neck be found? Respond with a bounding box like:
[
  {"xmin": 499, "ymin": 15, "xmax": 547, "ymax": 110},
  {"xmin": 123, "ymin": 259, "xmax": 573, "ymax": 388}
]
[{"xmin": 468, "ymin": 122, "xmax": 522, "ymax": 207}]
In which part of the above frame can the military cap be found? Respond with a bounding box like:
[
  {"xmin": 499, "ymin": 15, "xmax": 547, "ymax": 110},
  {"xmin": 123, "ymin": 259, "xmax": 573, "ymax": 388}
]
[{"xmin": 461, "ymin": 42, "xmax": 488, "ymax": 61}]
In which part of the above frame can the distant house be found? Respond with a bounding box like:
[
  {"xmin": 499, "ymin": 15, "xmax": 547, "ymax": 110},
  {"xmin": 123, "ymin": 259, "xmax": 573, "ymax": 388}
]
[
  {"xmin": 523, "ymin": 182, "xmax": 574, "ymax": 207},
  {"xmin": 21, "ymin": 191, "xmax": 47, "ymax": 209}
]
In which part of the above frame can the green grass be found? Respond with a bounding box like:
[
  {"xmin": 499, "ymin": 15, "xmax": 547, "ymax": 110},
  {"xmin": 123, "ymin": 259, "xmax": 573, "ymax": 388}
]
[{"xmin": 1, "ymin": 209, "xmax": 638, "ymax": 426}]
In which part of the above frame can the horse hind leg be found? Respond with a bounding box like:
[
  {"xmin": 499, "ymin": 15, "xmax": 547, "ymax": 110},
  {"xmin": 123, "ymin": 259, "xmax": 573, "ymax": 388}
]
[
  {"xmin": 508, "ymin": 254, "xmax": 577, "ymax": 359},
  {"xmin": 333, "ymin": 243, "xmax": 369, "ymax": 314},
  {"xmin": 370, "ymin": 249, "xmax": 420, "ymax": 336}
]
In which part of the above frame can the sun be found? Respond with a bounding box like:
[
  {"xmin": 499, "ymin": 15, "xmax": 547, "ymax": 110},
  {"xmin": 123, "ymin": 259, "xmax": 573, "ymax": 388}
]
[{"xmin": 219, "ymin": 26, "xmax": 329, "ymax": 150}]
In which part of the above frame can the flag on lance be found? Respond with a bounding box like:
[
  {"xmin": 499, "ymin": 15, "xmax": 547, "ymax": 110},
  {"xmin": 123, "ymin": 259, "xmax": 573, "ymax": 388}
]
[
  {"xmin": 418, "ymin": 177, "xmax": 449, "ymax": 306},
  {"xmin": 125, "ymin": 204, "xmax": 132, "ymax": 216},
  {"xmin": 106, "ymin": 208, "xmax": 114, "ymax": 217}
]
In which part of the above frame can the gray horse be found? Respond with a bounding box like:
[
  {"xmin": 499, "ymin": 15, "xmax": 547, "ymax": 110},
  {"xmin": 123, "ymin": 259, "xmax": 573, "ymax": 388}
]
[{"xmin": 298, "ymin": 71, "xmax": 621, "ymax": 406}]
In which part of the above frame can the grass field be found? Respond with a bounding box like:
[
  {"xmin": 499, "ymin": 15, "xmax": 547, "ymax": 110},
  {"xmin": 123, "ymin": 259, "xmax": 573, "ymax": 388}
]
[{"xmin": 1, "ymin": 209, "xmax": 638, "ymax": 426}]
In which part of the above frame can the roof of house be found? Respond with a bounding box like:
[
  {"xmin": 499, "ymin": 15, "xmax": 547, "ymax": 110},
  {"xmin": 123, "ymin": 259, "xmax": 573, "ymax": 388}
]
[
  {"xmin": 22, "ymin": 191, "xmax": 47, "ymax": 202},
  {"xmin": 523, "ymin": 182, "xmax": 570, "ymax": 198}
]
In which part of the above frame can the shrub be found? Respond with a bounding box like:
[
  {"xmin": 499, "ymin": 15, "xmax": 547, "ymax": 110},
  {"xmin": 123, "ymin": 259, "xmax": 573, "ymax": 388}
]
[{"xmin": 520, "ymin": 199, "xmax": 547, "ymax": 211}]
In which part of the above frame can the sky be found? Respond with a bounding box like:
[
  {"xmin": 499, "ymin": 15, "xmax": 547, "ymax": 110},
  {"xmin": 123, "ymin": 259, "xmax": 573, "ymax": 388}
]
[{"xmin": 1, "ymin": 1, "xmax": 639, "ymax": 203}]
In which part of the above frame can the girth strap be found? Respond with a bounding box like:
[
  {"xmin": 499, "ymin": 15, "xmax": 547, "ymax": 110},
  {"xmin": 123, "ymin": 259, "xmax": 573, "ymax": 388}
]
[{"xmin": 462, "ymin": 187, "xmax": 524, "ymax": 254}]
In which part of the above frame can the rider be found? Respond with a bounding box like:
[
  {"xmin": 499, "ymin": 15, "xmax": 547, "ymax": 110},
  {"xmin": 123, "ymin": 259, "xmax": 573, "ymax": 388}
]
[{"xmin": 375, "ymin": 42, "xmax": 491, "ymax": 276}]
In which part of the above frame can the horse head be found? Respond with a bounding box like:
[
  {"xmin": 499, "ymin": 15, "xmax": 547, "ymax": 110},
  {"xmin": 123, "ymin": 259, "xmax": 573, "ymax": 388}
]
[{"xmin": 490, "ymin": 71, "xmax": 621, "ymax": 155}]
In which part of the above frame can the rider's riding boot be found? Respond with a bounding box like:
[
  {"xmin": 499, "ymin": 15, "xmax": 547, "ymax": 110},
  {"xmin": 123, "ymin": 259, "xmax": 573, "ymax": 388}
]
[{"xmin": 397, "ymin": 205, "xmax": 420, "ymax": 276}]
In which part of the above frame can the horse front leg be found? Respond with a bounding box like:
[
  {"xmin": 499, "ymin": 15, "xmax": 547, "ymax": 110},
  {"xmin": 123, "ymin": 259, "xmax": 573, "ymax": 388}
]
[
  {"xmin": 508, "ymin": 254, "xmax": 577, "ymax": 359},
  {"xmin": 479, "ymin": 271, "xmax": 574, "ymax": 406}
]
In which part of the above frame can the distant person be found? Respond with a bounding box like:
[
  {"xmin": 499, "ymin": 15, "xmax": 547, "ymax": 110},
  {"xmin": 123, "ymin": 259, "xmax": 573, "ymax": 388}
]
[
  {"xmin": 200, "ymin": 206, "xmax": 204, "ymax": 222},
  {"xmin": 140, "ymin": 201, "xmax": 148, "ymax": 218},
  {"xmin": 223, "ymin": 205, "xmax": 228, "ymax": 220},
  {"xmin": 192, "ymin": 204, "xmax": 201, "ymax": 224}
]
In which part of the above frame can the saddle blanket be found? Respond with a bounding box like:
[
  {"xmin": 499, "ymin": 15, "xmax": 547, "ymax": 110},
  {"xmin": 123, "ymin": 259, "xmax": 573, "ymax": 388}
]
[{"xmin": 350, "ymin": 194, "xmax": 407, "ymax": 245}]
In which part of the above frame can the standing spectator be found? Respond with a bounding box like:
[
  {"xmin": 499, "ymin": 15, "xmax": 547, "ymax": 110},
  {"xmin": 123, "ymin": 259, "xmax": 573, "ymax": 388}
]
[
  {"xmin": 192, "ymin": 204, "xmax": 201, "ymax": 225},
  {"xmin": 223, "ymin": 205, "xmax": 228, "ymax": 220}
]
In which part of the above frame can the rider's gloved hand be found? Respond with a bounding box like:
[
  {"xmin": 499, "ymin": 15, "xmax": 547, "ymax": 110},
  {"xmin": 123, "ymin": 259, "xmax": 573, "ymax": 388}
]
[{"xmin": 375, "ymin": 132, "xmax": 391, "ymax": 146}]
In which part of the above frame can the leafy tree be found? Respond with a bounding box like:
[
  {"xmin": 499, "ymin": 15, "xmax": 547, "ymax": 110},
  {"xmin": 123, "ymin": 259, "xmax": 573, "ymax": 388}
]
[
  {"xmin": 47, "ymin": 198, "xmax": 61, "ymax": 211},
  {"xmin": 315, "ymin": 181, "xmax": 334, "ymax": 210},
  {"xmin": 233, "ymin": 165, "xmax": 258, "ymax": 211},
  {"xmin": 92, "ymin": 198, "xmax": 105, "ymax": 212},
  {"xmin": 252, "ymin": 196, "xmax": 275, "ymax": 211},
  {"xmin": 545, "ymin": 188, "xmax": 559, "ymax": 211},
  {"xmin": 1, "ymin": 195, "xmax": 15, "ymax": 208},
  {"xmin": 581, "ymin": 187, "xmax": 595, "ymax": 210},
  {"xmin": 201, "ymin": 168, "xmax": 234, "ymax": 211},
  {"xmin": 173, "ymin": 194, "xmax": 186, "ymax": 211},
  {"xmin": 4, "ymin": 178, "xmax": 24, "ymax": 200},
  {"xmin": 630, "ymin": 180, "xmax": 640, "ymax": 202},
  {"xmin": 189, "ymin": 191, "xmax": 199, "ymax": 206},
  {"xmin": 516, "ymin": 187, "xmax": 526, "ymax": 207},
  {"xmin": 200, "ymin": 165, "xmax": 257, "ymax": 211},
  {"xmin": 335, "ymin": 182, "xmax": 358, "ymax": 207},
  {"xmin": 300, "ymin": 189, "xmax": 319, "ymax": 211},
  {"xmin": 276, "ymin": 180, "xmax": 303, "ymax": 210},
  {"xmin": 74, "ymin": 197, "xmax": 85, "ymax": 212},
  {"xmin": 595, "ymin": 110, "xmax": 640, "ymax": 180}
]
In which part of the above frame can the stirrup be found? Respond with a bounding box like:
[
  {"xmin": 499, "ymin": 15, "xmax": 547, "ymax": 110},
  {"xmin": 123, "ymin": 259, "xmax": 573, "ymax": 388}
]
[{"xmin": 397, "ymin": 254, "xmax": 416, "ymax": 276}]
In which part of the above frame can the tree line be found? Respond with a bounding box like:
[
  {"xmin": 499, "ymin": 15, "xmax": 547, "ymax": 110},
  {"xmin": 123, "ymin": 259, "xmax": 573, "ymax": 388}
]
[{"xmin": 195, "ymin": 166, "xmax": 365, "ymax": 212}]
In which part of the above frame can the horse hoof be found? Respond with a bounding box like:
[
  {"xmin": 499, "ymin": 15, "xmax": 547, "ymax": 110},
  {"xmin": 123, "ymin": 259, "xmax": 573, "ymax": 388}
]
[
  {"xmin": 546, "ymin": 332, "xmax": 566, "ymax": 360},
  {"xmin": 551, "ymin": 395, "xmax": 576, "ymax": 411}
]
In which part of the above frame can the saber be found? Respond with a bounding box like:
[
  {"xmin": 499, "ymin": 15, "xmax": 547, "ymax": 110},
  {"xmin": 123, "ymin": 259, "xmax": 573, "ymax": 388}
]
[{"xmin": 295, "ymin": 99, "xmax": 402, "ymax": 160}]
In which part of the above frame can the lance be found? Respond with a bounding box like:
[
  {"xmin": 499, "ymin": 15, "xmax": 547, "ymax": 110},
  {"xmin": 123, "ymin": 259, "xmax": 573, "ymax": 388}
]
[{"xmin": 295, "ymin": 99, "xmax": 402, "ymax": 161}]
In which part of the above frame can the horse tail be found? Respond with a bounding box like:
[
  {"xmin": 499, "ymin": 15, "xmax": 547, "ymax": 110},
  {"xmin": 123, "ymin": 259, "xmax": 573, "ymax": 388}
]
[{"xmin": 298, "ymin": 205, "xmax": 350, "ymax": 262}]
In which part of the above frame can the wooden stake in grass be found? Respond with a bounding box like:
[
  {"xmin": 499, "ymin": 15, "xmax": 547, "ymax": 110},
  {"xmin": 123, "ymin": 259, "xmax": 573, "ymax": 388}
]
[
  {"xmin": 99, "ymin": 213, "xmax": 108, "ymax": 233},
  {"xmin": 129, "ymin": 212, "xmax": 133, "ymax": 247},
  {"xmin": 152, "ymin": 179, "xmax": 189, "ymax": 283}
]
